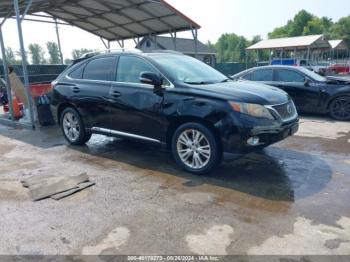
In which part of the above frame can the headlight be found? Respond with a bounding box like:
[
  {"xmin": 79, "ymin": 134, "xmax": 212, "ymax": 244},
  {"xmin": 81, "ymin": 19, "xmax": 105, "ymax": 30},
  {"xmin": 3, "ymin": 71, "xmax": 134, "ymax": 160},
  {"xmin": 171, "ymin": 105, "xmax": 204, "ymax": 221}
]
[{"xmin": 229, "ymin": 102, "xmax": 274, "ymax": 120}]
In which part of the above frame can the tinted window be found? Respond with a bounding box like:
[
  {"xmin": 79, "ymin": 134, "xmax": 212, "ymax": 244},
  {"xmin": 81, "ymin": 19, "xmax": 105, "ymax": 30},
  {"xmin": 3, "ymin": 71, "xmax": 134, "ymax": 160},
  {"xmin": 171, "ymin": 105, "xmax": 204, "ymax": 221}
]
[
  {"xmin": 150, "ymin": 54, "xmax": 227, "ymax": 84},
  {"xmin": 250, "ymin": 69, "xmax": 273, "ymax": 81},
  {"xmin": 276, "ymin": 69, "xmax": 305, "ymax": 83},
  {"xmin": 69, "ymin": 64, "xmax": 84, "ymax": 79},
  {"xmin": 241, "ymin": 73, "xmax": 251, "ymax": 80},
  {"xmin": 83, "ymin": 57, "xmax": 115, "ymax": 81},
  {"xmin": 116, "ymin": 56, "xmax": 158, "ymax": 84}
]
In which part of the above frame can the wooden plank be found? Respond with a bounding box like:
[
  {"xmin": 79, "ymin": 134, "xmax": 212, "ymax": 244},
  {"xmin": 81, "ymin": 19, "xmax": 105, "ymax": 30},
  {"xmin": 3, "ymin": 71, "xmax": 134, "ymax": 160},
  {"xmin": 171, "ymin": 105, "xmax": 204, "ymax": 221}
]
[
  {"xmin": 28, "ymin": 173, "xmax": 89, "ymax": 201},
  {"xmin": 50, "ymin": 182, "xmax": 95, "ymax": 200}
]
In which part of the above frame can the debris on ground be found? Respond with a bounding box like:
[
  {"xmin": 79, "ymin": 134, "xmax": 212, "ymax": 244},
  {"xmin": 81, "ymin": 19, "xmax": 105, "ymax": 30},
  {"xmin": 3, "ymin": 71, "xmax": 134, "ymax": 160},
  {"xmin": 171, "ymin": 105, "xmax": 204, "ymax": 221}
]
[{"xmin": 21, "ymin": 173, "xmax": 95, "ymax": 201}]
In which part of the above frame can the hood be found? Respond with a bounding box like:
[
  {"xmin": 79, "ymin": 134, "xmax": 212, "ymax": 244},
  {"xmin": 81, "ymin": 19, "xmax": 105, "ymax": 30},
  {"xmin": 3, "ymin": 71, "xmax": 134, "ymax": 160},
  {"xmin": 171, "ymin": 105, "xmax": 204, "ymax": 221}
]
[
  {"xmin": 184, "ymin": 80, "xmax": 290, "ymax": 105},
  {"xmin": 326, "ymin": 76, "xmax": 350, "ymax": 85}
]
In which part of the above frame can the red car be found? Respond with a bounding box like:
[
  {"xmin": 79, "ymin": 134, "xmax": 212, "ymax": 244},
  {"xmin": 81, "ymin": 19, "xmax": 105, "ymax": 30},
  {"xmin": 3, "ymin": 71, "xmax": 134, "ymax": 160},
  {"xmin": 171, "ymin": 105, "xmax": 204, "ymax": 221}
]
[{"xmin": 327, "ymin": 63, "xmax": 350, "ymax": 75}]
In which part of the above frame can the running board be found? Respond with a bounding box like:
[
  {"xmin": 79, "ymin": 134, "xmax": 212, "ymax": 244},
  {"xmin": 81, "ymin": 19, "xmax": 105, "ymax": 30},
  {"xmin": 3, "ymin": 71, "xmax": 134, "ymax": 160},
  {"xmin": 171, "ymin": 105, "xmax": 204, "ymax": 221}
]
[{"xmin": 91, "ymin": 127, "xmax": 161, "ymax": 144}]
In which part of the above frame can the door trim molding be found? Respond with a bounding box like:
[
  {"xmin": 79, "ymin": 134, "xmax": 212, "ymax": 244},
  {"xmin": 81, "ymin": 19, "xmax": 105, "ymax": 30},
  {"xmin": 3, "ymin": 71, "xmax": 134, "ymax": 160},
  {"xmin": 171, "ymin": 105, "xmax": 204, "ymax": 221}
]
[{"xmin": 91, "ymin": 127, "xmax": 161, "ymax": 143}]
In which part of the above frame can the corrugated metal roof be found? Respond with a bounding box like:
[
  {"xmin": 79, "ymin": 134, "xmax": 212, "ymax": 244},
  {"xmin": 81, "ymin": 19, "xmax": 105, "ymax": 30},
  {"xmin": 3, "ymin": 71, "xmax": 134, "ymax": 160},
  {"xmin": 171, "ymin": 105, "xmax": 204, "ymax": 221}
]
[
  {"xmin": 246, "ymin": 35, "xmax": 330, "ymax": 50},
  {"xmin": 137, "ymin": 36, "xmax": 217, "ymax": 54},
  {"xmin": 329, "ymin": 40, "xmax": 347, "ymax": 50},
  {"xmin": 0, "ymin": 0, "xmax": 200, "ymax": 41}
]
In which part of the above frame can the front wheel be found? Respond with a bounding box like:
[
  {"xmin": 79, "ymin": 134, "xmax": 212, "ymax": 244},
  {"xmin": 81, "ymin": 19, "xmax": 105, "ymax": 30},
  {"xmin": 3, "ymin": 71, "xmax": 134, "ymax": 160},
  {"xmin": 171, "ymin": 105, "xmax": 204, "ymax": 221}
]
[
  {"xmin": 329, "ymin": 96, "xmax": 350, "ymax": 121},
  {"xmin": 60, "ymin": 107, "xmax": 91, "ymax": 145},
  {"xmin": 171, "ymin": 122, "xmax": 221, "ymax": 174}
]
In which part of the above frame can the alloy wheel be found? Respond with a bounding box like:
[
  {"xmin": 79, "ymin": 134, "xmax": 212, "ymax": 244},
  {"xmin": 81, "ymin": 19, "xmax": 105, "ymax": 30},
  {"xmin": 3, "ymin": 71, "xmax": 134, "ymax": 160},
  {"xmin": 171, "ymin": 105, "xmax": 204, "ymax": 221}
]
[
  {"xmin": 176, "ymin": 129, "xmax": 211, "ymax": 169},
  {"xmin": 331, "ymin": 97, "xmax": 350, "ymax": 120},
  {"xmin": 62, "ymin": 112, "xmax": 81, "ymax": 142}
]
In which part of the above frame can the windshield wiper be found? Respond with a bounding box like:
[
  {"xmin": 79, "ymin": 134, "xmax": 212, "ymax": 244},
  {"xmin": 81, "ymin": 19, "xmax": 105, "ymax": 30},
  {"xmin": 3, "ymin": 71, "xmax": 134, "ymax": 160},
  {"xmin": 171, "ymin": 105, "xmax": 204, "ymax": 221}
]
[
  {"xmin": 221, "ymin": 78, "xmax": 232, "ymax": 83},
  {"xmin": 184, "ymin": 81, "xmax": 213, "ymax": 85}
]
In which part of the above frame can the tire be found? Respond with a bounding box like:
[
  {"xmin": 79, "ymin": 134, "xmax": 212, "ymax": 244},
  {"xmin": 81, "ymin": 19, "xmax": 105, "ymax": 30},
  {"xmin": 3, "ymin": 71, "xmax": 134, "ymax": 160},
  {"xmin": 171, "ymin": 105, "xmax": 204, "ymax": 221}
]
[
  {"xmin": 60, "ymin": 107, "xmax": 91, "ymax": 145},
  {"xmin": 329, "ymin": 96, "xmax": 350, "ymax": 121},
  {"xmin": 171, "ymin": 122, "xmax": 222, "ymax": 175}
]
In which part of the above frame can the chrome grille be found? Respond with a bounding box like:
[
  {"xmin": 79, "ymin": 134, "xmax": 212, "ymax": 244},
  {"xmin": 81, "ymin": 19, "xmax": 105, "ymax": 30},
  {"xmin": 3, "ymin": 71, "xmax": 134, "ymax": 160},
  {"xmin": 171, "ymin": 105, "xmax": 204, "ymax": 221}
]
[{"xmin": 271, "ymin": 101, "xmax": 297, "ymax": 122}]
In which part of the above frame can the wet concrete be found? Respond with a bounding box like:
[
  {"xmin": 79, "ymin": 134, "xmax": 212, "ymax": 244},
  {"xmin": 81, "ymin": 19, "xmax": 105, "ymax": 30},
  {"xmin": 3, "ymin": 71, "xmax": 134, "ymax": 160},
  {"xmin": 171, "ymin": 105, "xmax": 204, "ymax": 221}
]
[{"xmin": 0, "ymin": 115, "xmax": 349, "ymax": 256}]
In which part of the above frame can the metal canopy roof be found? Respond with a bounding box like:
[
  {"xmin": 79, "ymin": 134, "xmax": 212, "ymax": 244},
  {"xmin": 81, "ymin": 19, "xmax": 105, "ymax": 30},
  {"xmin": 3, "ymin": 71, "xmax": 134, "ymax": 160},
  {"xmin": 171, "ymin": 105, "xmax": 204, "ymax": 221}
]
[
  {"xmin": 0, "ymin": 0, "xmax": 201, "ymax": 41},
  {"xmin": 329, "ymin": 40, "xmax": 348, "ymax": 50},
  {"xmin": 246, "ymin": 35, "xmax": 331, "ymax": 51}
]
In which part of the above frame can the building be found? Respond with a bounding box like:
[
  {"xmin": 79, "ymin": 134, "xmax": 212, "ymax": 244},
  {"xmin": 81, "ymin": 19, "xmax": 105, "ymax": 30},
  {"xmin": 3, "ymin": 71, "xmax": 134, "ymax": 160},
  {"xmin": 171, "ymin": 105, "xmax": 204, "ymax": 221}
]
[{"xmin": 136, "ymin": 36, "xmax": 217, "ymax": 67}]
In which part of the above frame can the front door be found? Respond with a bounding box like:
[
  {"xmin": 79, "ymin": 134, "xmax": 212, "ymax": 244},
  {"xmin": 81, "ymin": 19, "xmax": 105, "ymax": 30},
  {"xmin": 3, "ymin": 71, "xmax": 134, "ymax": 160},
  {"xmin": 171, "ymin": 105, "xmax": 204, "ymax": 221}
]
[
  {"xmin": 272, "ymin": 69, "xmax": 320, "ymax": 112},
  {"xmin": 109, "ymin": 55, "xmax": 167, "ymax": 142}
]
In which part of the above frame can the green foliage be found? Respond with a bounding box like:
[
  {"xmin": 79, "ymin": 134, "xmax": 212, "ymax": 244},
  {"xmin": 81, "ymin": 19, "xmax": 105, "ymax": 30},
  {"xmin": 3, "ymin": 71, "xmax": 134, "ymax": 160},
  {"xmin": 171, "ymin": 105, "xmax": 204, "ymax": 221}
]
[
  {"xmin": 71, "ymin": 48, "xmax": 94, "ymax": 60},
  {"xmin": 268, "ymin": 9, "xmax": 346, "ymax": 40},
  {"xmin": 28, "ymin": 43, "xmax": 46, "ymax": 64},
  {"xmin": 46, "ymin": 42, "xmax": 61, "ymax": 64},
  {"xmin": 329, "ymin": 16, "xmax": 350, "ymax": 46},
  {"xmin": 5, "ymin": 47, "xmax": 21, "ymax": 65}
]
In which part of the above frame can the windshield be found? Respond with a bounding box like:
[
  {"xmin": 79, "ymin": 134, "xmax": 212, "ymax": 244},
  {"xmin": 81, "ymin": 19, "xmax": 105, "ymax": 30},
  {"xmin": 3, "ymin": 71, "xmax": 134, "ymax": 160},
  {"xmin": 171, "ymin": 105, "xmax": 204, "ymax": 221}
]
[
  {"xmin": 151, "ymin": 54, "xmax": 227, "ymax": 84},
  {"xmin": 298, "ymin": 67, "xmax": 326, "ymax": 82}
]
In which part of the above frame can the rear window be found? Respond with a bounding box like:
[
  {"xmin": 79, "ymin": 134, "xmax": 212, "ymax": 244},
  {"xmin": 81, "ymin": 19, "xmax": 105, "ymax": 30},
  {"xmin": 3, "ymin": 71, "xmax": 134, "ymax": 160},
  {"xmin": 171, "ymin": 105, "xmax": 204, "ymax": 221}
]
[
  {"xmin": 68, "ymin": 64, "xmax": 84, "ymax": 79},
  {"xmin": 83, "ymin": 57, "xmax": 115, "ymax": 81},
  {"xmin": 250, "ymin": 69, "xmax": 273, "ymax": 81}
]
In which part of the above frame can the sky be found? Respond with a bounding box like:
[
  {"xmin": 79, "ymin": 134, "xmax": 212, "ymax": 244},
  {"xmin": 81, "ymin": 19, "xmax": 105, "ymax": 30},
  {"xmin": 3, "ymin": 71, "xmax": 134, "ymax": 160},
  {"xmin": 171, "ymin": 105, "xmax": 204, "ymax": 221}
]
[{"xmin": 1, "ymin": 0, "xmax": 350, "ymax": 61}]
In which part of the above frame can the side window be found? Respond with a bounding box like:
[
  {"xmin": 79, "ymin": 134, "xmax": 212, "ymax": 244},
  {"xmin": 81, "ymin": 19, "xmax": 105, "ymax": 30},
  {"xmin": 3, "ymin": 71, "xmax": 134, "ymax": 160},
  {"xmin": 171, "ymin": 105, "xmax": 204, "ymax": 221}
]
[
  {"xmin": 83, "ymin": 57, "xmax": 115, "ymax": 81},
  {"xmin": 241, "ymin": 73, "xmax": 251, "ymax": 80},
  {"xmin": 250, "ymin": 69, "xmax": 273, "ymax": 81},
  {"xmin": 116, "ymin": 56, "xmax": 170, "ymax": 86},
  {"xmin": 68, "ymin": 64, "xmax": 84, "ymax": 79},
  {"xmin": 276, "ymin": 69, "xmax": 305, "ymax": 83}
]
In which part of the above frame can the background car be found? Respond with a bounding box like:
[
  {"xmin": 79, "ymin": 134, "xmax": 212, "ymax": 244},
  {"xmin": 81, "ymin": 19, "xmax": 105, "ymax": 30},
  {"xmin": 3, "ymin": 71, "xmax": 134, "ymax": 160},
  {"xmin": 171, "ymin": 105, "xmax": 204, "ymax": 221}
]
[
  {"xmin": 51, "ymin": 52, "xmax": 299, "ymax": 174},
  {"xmin": 231, "ymin": 65, "xmax": 350, "ymax": 121}
]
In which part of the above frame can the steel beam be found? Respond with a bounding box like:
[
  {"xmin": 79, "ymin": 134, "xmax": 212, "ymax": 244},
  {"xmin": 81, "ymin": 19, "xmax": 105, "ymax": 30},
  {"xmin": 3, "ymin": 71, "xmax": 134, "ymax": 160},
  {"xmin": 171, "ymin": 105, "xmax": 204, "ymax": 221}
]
[
  {"xmin": 0, "ymin": 22, "xmax": 15, "ymax": 122},
  {"xmin": 54, "ymin": 18, "xmax": 64, "ymax": 64},
  {"xmin": 14, "ymin": 0, "xmax": 35, "ymax": 128}
]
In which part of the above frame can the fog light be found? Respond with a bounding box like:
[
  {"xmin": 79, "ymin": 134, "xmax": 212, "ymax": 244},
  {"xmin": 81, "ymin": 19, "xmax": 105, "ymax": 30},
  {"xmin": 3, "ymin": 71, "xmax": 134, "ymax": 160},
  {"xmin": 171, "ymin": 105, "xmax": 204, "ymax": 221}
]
[{"xmin": 247, "ymin": 136, "xmax": 260, "ymax": 146}]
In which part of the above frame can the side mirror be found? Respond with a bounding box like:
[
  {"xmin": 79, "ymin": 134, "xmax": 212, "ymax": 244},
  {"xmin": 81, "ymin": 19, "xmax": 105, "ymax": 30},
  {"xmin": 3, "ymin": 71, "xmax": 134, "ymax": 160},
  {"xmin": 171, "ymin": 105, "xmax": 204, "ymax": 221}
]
[
  {"xmin": 304, "ymin": 79, "xmax": 311, "ymax": 87},
  {"xmin": 140, "ymin": 72, "xmax": 162, "ymax": 88}
]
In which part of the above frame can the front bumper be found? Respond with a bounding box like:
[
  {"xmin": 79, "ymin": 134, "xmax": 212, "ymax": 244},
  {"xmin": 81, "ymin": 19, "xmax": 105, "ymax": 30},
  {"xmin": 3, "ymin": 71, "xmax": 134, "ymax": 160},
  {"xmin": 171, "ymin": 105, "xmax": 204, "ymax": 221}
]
[{"xmin": 221, "ymin": 118, "xmax": 299, "ymax": 156}]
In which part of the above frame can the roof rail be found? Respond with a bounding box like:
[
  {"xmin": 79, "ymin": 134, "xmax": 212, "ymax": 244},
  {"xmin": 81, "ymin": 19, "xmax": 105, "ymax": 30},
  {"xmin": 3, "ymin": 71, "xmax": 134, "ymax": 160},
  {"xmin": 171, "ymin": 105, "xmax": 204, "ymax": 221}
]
[
  {"xmin": 144, "ymin": 50, "xmax": 184, "ymax": 55},
  {"xmin": 71, "ymin": 48, "xmax": 142, "ymax": 65},
  {"xmin": 81, "ymin": 48, "xmax": 142, "ymax": 58}
]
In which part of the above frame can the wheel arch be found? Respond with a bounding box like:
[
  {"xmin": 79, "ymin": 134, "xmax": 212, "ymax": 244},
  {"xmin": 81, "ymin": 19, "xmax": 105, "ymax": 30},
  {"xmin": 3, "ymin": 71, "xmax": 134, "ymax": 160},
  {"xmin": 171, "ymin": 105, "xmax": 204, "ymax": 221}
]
[
  {"xmin": 326, "ymin": 93, "xmax": 350, "ymax": 110},
  {"xmin": 165, "ymin": 116, "xmax": 222, "ymax": 151}
]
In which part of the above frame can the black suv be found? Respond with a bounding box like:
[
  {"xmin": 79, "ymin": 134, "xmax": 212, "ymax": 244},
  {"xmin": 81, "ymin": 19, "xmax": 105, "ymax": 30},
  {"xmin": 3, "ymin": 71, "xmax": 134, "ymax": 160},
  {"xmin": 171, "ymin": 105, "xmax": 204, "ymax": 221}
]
[{"xmin": 51, "ymin": 51, "xmax": 299, "ymax": 174}]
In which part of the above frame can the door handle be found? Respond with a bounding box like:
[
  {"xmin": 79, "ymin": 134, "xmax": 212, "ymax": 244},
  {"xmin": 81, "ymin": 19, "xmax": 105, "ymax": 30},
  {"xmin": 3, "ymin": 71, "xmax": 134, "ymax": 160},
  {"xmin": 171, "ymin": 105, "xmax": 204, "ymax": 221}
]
[
  {"xmin": 110, "ymin": 90, "xmax": 121, "ymax": 97},
  {"xmin": 72, "ymin": 86, "xmax": 80, "ymax": 93}
]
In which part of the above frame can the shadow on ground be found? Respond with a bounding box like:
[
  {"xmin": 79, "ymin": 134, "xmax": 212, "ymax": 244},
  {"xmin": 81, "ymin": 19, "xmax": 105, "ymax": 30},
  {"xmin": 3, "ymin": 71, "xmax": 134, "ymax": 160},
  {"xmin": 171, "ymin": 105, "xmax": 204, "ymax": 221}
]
[{"xmin": 0, "ymin": 125, "xmax": 332, "ymax": 203}]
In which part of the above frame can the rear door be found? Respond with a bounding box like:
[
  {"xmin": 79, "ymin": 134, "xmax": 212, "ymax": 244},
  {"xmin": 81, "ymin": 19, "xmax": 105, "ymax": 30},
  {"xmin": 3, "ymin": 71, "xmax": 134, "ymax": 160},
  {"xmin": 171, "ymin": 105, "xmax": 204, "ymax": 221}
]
[
  {"xmin": 273, "ymin": 68, "xmax": 320, "ymax": 111},
  {"xmin": 109, "ymin": 55, "xmax": 167, "ymax": 141},
  {"xmin": 242, "ymin": 68, "xmax": 274, "ymax": 85},
  {"xmin": 69, "ymin": 56, "xmax": 116, "ymax": 129}
]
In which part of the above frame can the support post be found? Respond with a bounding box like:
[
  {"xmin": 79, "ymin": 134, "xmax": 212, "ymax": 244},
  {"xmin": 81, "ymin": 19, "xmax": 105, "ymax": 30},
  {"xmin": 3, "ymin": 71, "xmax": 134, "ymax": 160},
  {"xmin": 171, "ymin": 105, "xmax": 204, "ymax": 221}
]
[
  {"xmin": 54, "ymin": 18, "xmax": 64, "ymax": 64},
  {"xmin": 14, "ymin": 0, "xmax": 35, "ymax": 128},
  {"xmin": 0, "ymin": 23, "xmax": 15, "ymax": 122},
  {"xmin": 170, "ymin": 31, "xmax": 177, "ymax": 51},
  {"xmin": 191, "ymin": 28, "xmax": 198, "ymax": 58}
]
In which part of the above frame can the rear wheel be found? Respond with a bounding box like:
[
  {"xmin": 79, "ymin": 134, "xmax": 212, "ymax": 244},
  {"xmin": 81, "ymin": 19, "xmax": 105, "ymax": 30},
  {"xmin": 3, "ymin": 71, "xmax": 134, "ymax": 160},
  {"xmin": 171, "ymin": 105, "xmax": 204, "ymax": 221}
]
[
  {"xmin": 171, "ymin": 122, "xmax": 221, "ymax": 174},
  {"xmin": 60, "ymin": 107, "xmax": 91, "ymax": 145},
  {"xmin": 329, "ymin": 96, "xmax": 350, "ymax": 121}
]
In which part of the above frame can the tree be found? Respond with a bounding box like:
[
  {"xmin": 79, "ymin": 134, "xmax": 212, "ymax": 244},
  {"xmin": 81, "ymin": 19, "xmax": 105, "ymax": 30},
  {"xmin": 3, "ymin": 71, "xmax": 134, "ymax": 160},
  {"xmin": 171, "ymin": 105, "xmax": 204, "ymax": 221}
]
[
  {"xmin": 303, "ymin": 17, "xmax": 333, "ymax": 36},
  {"xmin": 46, "ymin": 42, "xmax": 61, "ymax": 64},
  {"xmin": 329, "ymin": 16, "xmax": 350, "ymax": 46},
  {"xmin": 64, "ymin": 58, "xmax": 72, "ymax": 65},
  {"xmin": 5, "ymin": 47, "xmax": 20, "ymax": 64},
  {"xmin": 28, "ymin": 43, "xmax": 46, "ymax": 64},
  {"xmin": 71, "ymin": 48, "xmax": 94, "ymax": 60}
]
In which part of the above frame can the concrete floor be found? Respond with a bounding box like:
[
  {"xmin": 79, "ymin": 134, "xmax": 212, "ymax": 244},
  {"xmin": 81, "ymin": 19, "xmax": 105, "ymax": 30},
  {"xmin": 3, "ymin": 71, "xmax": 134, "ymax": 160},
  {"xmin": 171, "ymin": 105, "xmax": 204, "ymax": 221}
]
[{"xmin": 0, "ymin": 115, "xmax": 349, "ymax": 256}]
